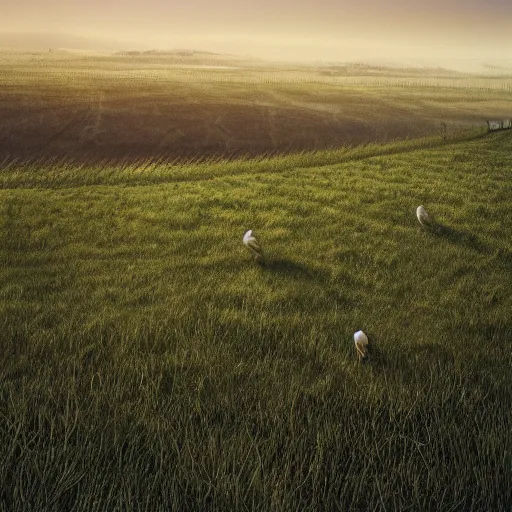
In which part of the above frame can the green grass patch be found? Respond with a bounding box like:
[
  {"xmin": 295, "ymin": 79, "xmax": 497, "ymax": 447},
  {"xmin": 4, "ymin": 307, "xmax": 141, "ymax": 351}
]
[{"xmin": 1, "ymin": 131, "xmax": 511, "ymax": 510}]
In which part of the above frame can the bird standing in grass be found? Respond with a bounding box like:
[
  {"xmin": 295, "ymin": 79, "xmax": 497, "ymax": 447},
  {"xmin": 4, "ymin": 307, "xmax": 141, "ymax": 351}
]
[
  {"xmin": 416, "ymin": 205, "xmax": 434, "ymax": 229},
  {"xmin": 243, "ymin": 230, "xmax": 264, "ymax": 264},
  {"xmin": 354, "ymin": 330, "xmax": 369, "ymax": 362}
]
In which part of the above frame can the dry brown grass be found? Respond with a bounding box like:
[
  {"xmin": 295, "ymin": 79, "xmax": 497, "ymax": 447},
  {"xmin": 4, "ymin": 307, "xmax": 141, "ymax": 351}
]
[{"xmin": 0, "ymin": 50, "xmax": 511, "ymax": 164}]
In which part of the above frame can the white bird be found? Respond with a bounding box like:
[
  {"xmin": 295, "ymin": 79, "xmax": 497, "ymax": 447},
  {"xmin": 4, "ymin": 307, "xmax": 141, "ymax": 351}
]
[
  {"xmin": 416, "ymin": 205, "xmax": 434, "ymax": 228},
  {"xmin": 243, "ymin": 230, "xmax": 264, "ymax": 264},
  {"xmin": 354, "ymin": 330, "xmax": 369, "ymax": 362}
]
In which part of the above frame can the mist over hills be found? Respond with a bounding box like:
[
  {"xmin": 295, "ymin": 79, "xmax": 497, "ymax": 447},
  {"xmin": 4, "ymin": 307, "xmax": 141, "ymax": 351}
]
[
  {"xmin": 0, "ymin": 32, "xmax": 126, "ymax": 51},
  {"xmin": 1, "ymin": 31, "xmax": 511, "ymax": 74}
]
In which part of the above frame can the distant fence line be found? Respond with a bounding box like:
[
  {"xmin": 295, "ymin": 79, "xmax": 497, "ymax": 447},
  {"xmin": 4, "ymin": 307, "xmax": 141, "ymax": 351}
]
[
  {"xmin": 1, "ymin": 68, "xmax": 512, "ymax": 92},
  {"xmin": 487, "ymin": 119, "xmax": 512, "ymax": 131}
]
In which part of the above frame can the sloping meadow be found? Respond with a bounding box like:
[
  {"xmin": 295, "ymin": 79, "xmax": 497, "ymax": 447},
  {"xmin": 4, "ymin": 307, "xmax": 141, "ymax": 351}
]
[{"xmin": 1, "ymin": 132, "xmax": 511, "ymax": 510}]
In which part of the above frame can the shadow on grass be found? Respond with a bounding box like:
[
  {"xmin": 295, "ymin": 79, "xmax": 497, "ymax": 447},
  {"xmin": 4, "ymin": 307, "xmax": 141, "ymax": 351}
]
[
  {"xmin": 263, "ymin": 258, "xmax": 328, "ymax": 283},
  {"xmin": 493, "ymin": 247, "xmax": 512, "ymax": 271},
  {"xmin": 363, "ymin": 335, "xmax": 456, "ymax": 382},
  {"xmin": 427, "ymin": 223, "xmax": 512, "ymax": 273},
  {"xmin": 434, "ymin": 224, "xmax": 488, "ymax": 254}
]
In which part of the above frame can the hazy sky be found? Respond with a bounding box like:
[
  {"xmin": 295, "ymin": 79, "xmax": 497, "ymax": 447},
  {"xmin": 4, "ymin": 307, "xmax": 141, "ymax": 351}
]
[{"xmin": 2, "ymin": 0, "xmax": 512, "ymax": 63}]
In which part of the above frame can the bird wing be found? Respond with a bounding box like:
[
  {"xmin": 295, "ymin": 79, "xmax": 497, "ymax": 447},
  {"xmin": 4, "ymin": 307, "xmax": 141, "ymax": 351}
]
[{"xmin": 417, "ymin": 209, "xmax": 432, "ymax": 225}]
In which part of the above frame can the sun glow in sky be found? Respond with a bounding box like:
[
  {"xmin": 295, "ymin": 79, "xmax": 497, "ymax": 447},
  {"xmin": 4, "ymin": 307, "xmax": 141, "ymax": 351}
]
[{"xmin": 2, "ymin": 0, "xmax": 511, "ymax": 65}]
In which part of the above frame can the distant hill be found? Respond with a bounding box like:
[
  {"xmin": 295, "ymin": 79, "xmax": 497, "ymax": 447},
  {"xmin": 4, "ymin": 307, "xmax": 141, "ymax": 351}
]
[
  {"xmin": 1, "ymin": 33, "xmax": 510, "ymax": 75},
  {"xmin": 115, "ymin": 49, "xmax": 225, "ymax": 57}
]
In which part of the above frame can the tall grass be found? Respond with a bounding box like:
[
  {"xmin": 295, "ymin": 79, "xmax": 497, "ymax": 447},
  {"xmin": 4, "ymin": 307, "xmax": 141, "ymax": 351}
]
[
  {"xmin": 0, "ymin": 126, "xmax": 487, "ymax": 190},
  {"xmin": 1, "ymin": 131, "xmax": 511, "ymax": 511}
]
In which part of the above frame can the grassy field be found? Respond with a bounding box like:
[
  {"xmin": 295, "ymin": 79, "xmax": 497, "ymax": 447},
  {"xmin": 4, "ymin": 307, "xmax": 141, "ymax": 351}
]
[
  {"xmin": 1, "ymin": 49, "xmax": 511, "ymax": 163},
  {"xmin": 1, "ymin": 127, "xmax": 512, "ymax": 510}
]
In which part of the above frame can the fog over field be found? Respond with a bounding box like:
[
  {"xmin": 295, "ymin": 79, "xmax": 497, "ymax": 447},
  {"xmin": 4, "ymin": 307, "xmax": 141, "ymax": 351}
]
[{"xmin": 2, "ymin": 0, "xmax": 512, "ymax": 70}]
